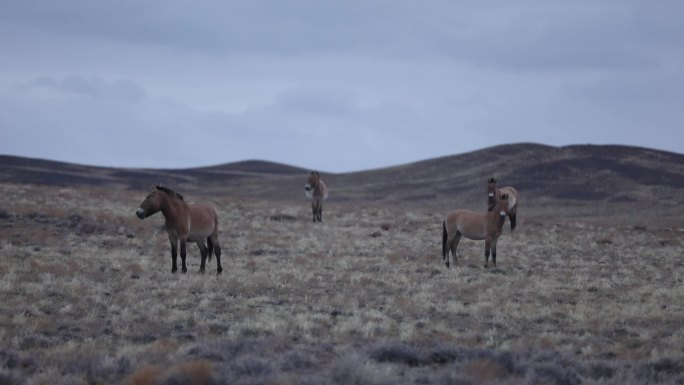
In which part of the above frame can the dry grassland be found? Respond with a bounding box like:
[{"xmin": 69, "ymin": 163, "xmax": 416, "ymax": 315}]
[{"xmin": 1, "ymin": 183, "xmax": 683, "ymax": 384}]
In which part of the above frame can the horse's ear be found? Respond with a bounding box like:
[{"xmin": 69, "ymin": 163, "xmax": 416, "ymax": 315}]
[{"xmin": 488, "ymin": 177, "xmax": 496, "ymax": 183}]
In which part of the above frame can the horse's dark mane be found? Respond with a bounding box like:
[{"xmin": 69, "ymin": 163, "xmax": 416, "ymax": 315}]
[{"xmin": 156, "ymin": 185, "xmax": 184, "ymax": 201}]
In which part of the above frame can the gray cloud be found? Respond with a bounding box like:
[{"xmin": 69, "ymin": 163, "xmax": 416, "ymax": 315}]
[
  {"xmin": 28, "ymin": 76, "xmax": 146, "ymax": 102},
  {"xmin": 269, "ymin": 88, "xmax": 361, "ymax": 118},
  {"xmin": 0, "ymin": 1, "xmax": 682, "ymax": 171},
  {"xmin": 4, "ymin": 0, "xmax": 681, "ymax": 70}
]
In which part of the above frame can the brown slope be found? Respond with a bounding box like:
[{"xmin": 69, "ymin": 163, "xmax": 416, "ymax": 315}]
[
  {"xmin": 236, "ymin": 143, "xmax": 684, "ymax": 207},
  {"xmin": 0, "ymin": 155, "xmax": 307, "ymax": 191},
  {"xmin": 1, "ymin": 143, "xmax": 682, "ymax": 205}
]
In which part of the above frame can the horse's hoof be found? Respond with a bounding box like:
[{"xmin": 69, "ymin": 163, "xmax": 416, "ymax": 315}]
[
  {"xmin": 445, "ymin": 262, "xmax": 450, "ymax": 268},
  {"xmin": 216, "ymin": 269, "xmax": 223, "ymax": 275},
  {"xmin": 182, "ymin": 268, "xmax": 187, "ymax": 274},
  {"xmin": 172, "ymin": 268, "xmax": 177, "ymax": 274},
  {"xmin": 198, "ymin": 269, "xmax": 205, "ymax": 274}
]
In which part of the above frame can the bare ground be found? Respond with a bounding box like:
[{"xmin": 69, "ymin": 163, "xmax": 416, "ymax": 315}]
[{"xmin": 1, "ymin": 183, "xmax": 683, "ymax": 384}]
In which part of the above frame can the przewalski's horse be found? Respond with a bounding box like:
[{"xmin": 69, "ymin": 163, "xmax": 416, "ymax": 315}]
[
  {"xmin": 136, "ymin": 186, "xmax": 223, "ymax": 274},
  {"xmin": 304, "ymin": 171, "xmax": 329, "ymax": 222},
  {"xmin": 442, "ymin": 194, "xmax": 510, "ymax": 268},
  {"xmin": 487, "ymin": 177, "xmax": 519, "ymax": 231}
]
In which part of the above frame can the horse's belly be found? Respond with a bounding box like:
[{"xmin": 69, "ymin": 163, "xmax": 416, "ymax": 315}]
[
  {"xmin": 457, "ymin": 221, "xmax": 487, "ymax": 240},
  {"xmin": 460, "ymin": 231, "xmax": 485, "ymax": 241},
  {"xmin": 187, "ymin": 225, "xmax": 212, "ymax": 241}
]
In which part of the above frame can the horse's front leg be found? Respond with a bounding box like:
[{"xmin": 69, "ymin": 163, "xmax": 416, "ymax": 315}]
[
  {"xmin": 311, "ymin": 201, "xmax": 317, "ymax": 222},
  {"xmin": 179, "ymin": 238, "xmax": 188, "ymax": 273},
  {"xmin": 491, "ymin": 237, "xmax": 499, "ymax": 267},
  {"xmin": 169, "ymin": 236, "xmax": 179, "ymax": 274},
  {"xmin": 484, "ymin": 238, "xmax": 492, "ymax": 268}
]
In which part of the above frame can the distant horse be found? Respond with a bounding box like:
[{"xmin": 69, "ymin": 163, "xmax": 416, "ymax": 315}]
[
  {"xmin": 136, "ymin": 186, "xmax": 223, "ymax": 274},
  {"xmin": 442, "ymin": 194, "xmax": 510, "ymax": 268},
  {"xmin": 304, "ymin": 171, "xmax": 329, "ymax": 222},
  {"xmin": 487, "ymin": 177, "xmax": 519, "ymax": 231}
]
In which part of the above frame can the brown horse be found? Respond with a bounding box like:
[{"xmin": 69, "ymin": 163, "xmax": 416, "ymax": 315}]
[
  {"xmin": 304, "ymin": 171, "xmax": 329, "ymax": 222},
  {"xmin": 136, "ymin": 186, "xmax": 223, "ymax": 274},
  {"xmin": 487, "ymin": 177, "xmax": 519, "ymax": 231},
  {"xmin": 442, "ymin": 194, "xmax": 510, "ymax": 268}
]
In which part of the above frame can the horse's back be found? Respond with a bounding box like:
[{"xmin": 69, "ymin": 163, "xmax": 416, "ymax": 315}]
[{"xmin": 445, "ymin": 209, "xmax": 486, "ymax": 240}]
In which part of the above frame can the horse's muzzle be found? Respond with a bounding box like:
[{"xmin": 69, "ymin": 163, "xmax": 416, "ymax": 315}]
[
  {"xmin": 499, "ymin": 211, "xmax": 507, "ymax": 221},
  {"xmin": 304, "ymin": 184, "xmax": 311, "ymax": 191},
  {"xmin": 136, "ymin": 208, "xmax": 146, "ymax": 219}
]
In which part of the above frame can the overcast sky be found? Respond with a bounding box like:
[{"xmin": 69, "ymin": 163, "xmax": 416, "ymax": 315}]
[{"xmin": 1, "ymin": 1, "xmax": 682, "ymax": 172}]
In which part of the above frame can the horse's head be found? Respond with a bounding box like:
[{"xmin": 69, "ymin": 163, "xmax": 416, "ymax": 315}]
[
  {"xmin": 136, "ymin": 186, "xmax": 167, "ymax": 219},
  {"xmin": 497, "ymin": 193, "xmax": 509, "ymax": 222},
  {"xmin": 305, "ymin": 171, "xmax": 320, "ymax": 194},
  {"xmin": 487, "ymin": 177, "xmax": 498, "ymax": 211}
]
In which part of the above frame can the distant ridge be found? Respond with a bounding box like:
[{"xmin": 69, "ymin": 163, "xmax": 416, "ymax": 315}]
[
  {"xmin": 0, "ymin": 155, "xmax": 307, "ymax": 190},
  {"xmin": 324, "ymin": 143, "xmax": 683, "ymax": 204},
  {"xmin": 1, "ymin": 144, "xmax": 683, "ymax": 204}
]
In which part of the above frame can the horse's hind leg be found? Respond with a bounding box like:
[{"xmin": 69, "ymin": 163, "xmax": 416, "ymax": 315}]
[
  {"xmin": 450, "ymin": 232, "xmax": 462, "ymax": 266},
  {"xmin": 442, "ymin": 221, "xmax": 449, "ymax": 267},
  {"xmin": 197, "ymin": 241, "xmax": 208, "ymax": 274},
  {"xmin": 169, "ymin": 235, "xmax": 179, "ymax": 274},
  {"xmin": 179, "ymin": 239, "xmax": 188, "ymax": 273}
]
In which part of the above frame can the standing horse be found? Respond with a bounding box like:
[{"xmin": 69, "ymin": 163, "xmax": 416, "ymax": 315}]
[
  {"xmin": 442, "ymin": 194, "xmax": 510, "ymax": 268},
  {"xmin": 136, "ymin": 186, "xmax": 223, "ymax": 274},
  {"xmin": 304, "ymin": 171, "xmax": 329, "ymax": 222},
  {"xmin": 487, "ymin": 177, "xmax": 519, "ymax": 231}
]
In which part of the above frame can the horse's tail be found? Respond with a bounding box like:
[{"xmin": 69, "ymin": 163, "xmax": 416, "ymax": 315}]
[
  {"xmin": 442, "ymin": 219, "xmax": 448, "ymax": 260},
  {"xmin": 206, "ymin": 206, "xmax": 219, "ymax": 263},
  {"xmin": 206, "ymin": 237, "xmax": 214, "ymax": 263}
]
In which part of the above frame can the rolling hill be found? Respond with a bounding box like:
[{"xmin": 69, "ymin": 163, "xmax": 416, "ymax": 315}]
[{"xmin": 1, "ymin": 143, "xmax": 683, "ymax": 206}]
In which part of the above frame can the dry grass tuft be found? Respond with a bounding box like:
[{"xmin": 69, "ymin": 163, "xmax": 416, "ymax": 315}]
[
  {"xmin": 125, "ymin": 361, "xmax": 214, "ymax": 385},
  {"xmin": 463, "ymin": 357, "xmax": 509, "ymax": 382},
  {"xmin": 125, "ymin": 365, "xmax": 163, "ymax": 385},
  {"xmin": 2, "ymin": 183, "xmax": 684, "ymax": 384}
]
